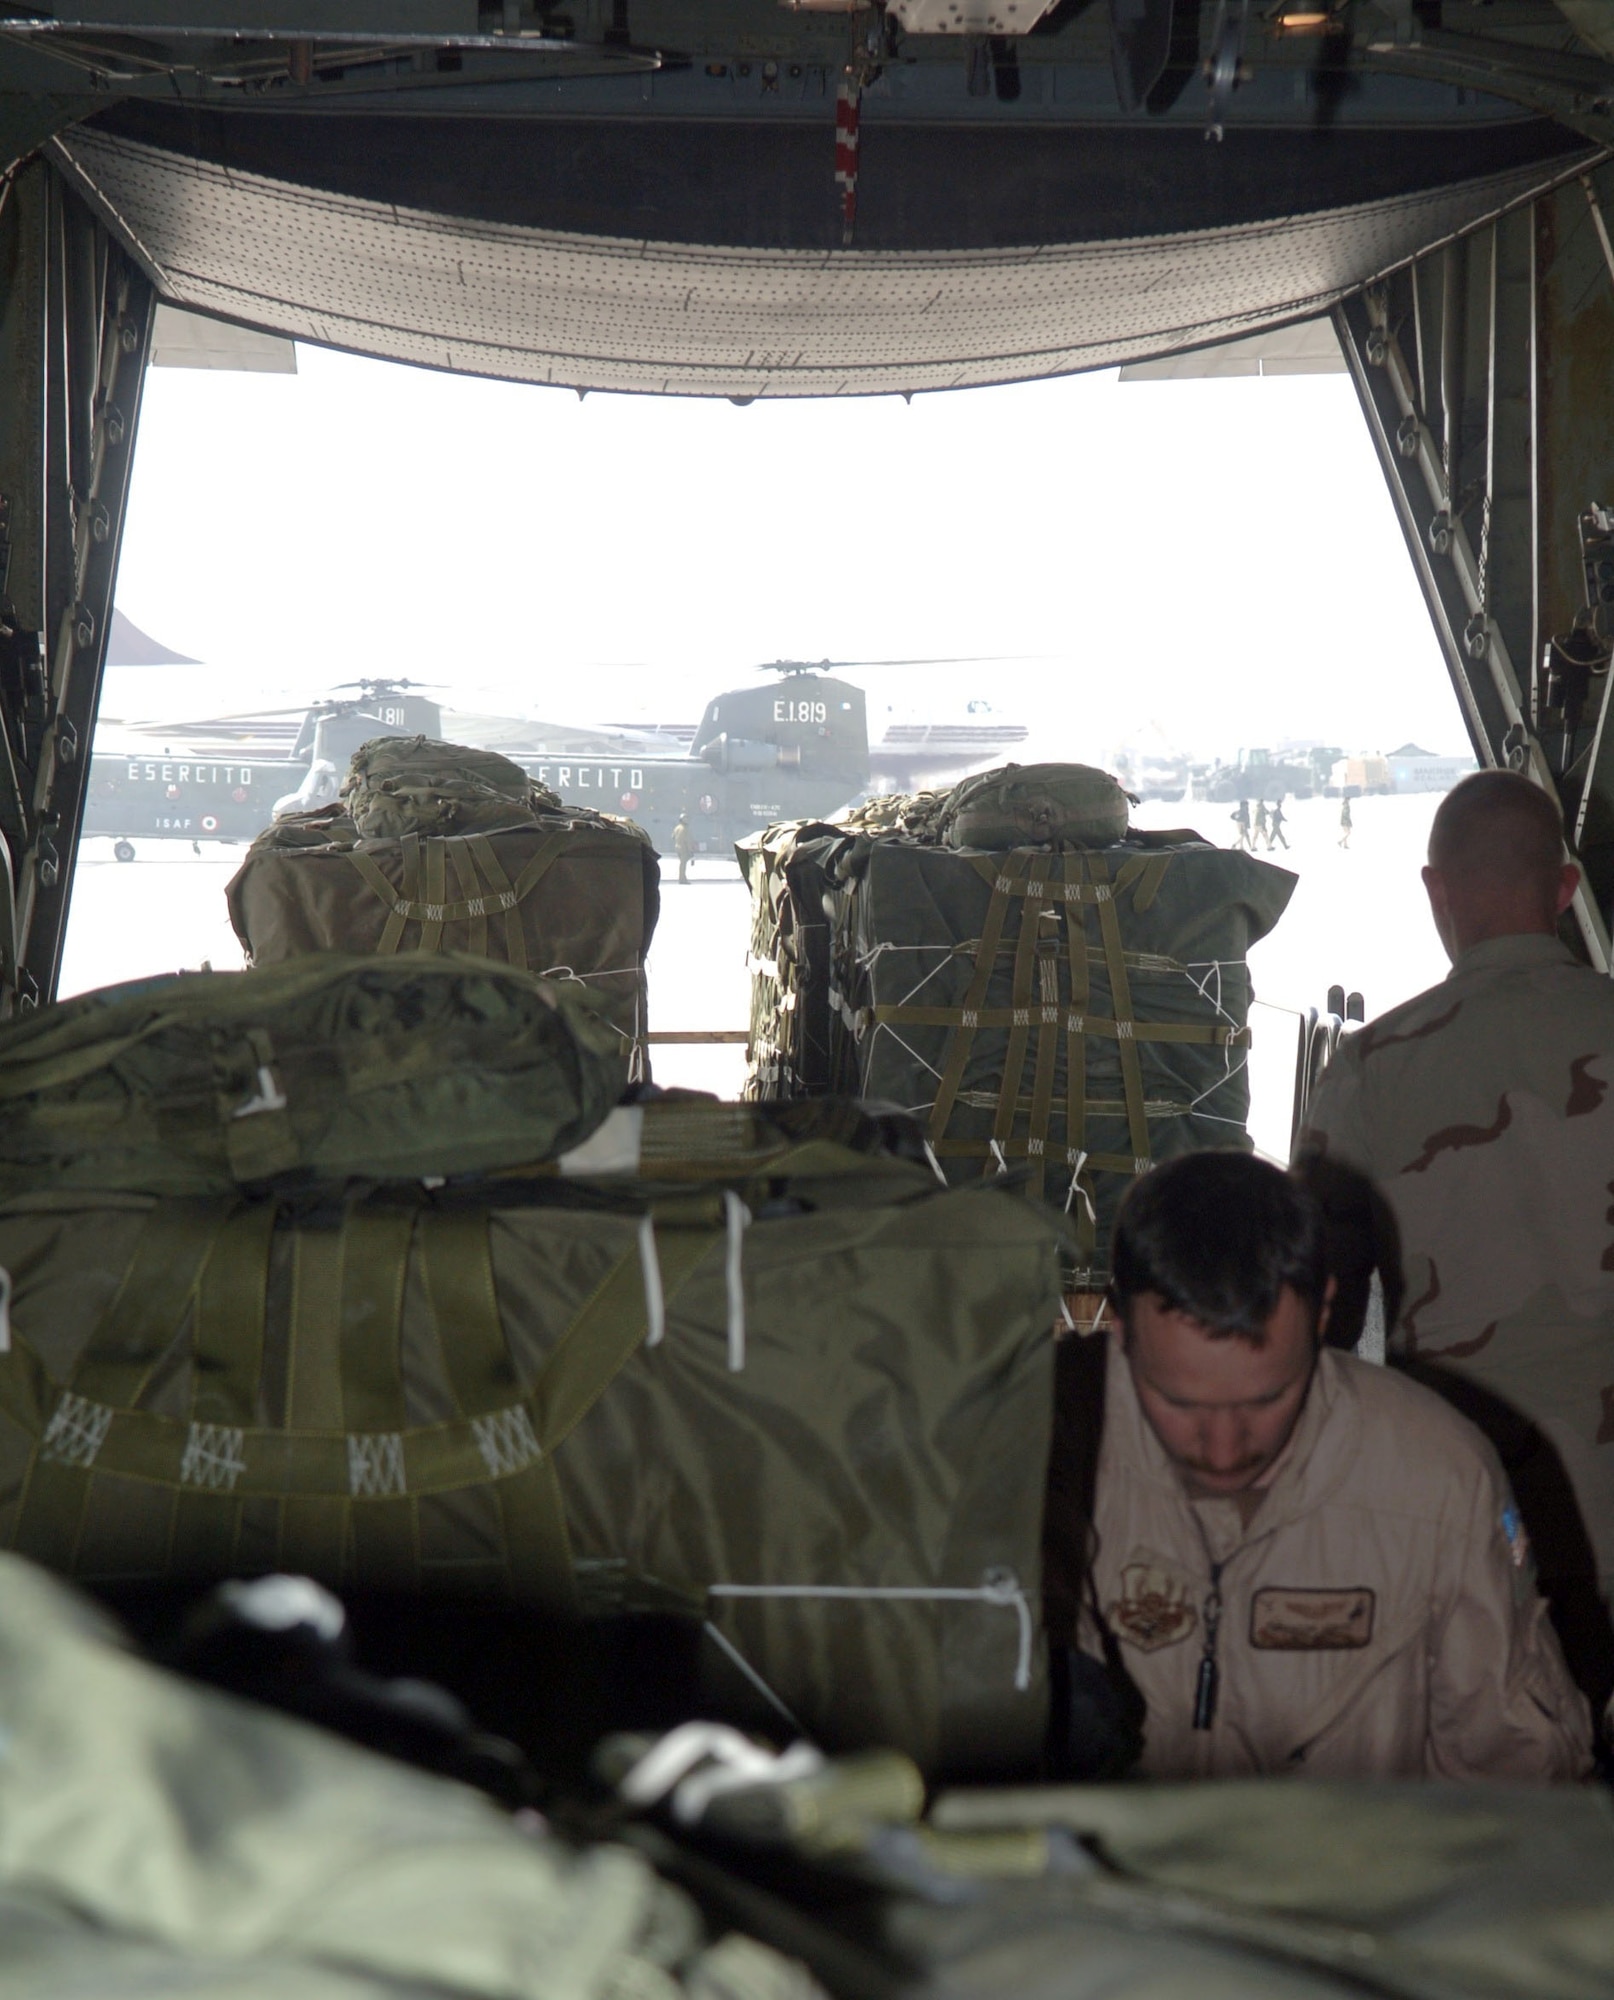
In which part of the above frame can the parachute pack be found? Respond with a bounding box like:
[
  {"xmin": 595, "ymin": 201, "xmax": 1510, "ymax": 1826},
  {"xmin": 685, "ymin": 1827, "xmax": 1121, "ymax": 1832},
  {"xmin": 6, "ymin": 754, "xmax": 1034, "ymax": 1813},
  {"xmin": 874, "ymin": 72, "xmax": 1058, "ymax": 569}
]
[
  {"xmin": 226, "ymin": 736, "xmax": 660, "ymax": 1072},
  {"xmin": 740, "ymin": 763, "xmax": 1295, "ymax": 1274}
]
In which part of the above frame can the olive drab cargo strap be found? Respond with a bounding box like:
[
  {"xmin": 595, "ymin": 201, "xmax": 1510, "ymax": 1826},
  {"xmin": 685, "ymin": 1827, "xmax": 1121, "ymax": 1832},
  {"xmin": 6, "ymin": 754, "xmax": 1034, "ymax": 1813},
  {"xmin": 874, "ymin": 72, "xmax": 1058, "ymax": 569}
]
[
  {"xmin": 421, "ymin": 836, "xmax": 449, "ymax": 954},
  {"xmin": 169, "ymin": 1200, "xmax": 278, "ymax": 1578},
  {"xmin": 991, "ymin": 848, "xmax": 1049, "ymax": 1190},
  {"xmin": 9, "ymin": 1198, "xmax": 237, "ymax": 1572},
  {"xmin": 445, "ymin": 839, "xmax": 488, "ymax": 960},
  {"xmin": 1064, "ymin": 855, "xmax": 1093, "ymax": 1248},
  {"xmin": 925, "ymin": 850, "xmax": 1026, "ymax": 1149},
  {"xmin": 871, "ymin": 850, "xmax": 1248, "ymax": 1238},
  {"xmin": 336, "ymin": 1206, "xmax": 420, "ymax": 1587},
  {"xmin": 5, "ymin": 1200, "xmax": 718, "ymax": 1603},
  {"xmin": 1087, "ymin": 854, "xmax": 1151, "ymax": 1174},
  {"xmin": 281, "ymin": 1223, "xmax": 348, "ymax": 1580},
  {"xmin": 419, "ymin": 1208, "xmax": 566, "ymax": 1598},
  {"xmin": 464, "ymin": 833, "xmax": 562, "ymax": 973},
  {"xmin": 343, "ymin": 829, "xmax": 570, "ymax": 962}
]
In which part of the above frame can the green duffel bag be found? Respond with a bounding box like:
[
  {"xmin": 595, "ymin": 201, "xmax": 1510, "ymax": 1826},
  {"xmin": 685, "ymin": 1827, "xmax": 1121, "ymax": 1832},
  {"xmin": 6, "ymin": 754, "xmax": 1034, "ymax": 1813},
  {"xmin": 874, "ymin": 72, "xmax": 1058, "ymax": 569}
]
[
  {"xmin": 0, "ymin": 1099, "xmax": 1067, "ymax": 1780},
  {"xmin": 940, "ymin": 762, "xmax": 1133, "ymax": 852},
  {"xmin": 343, "ymin": 734, "xmax": 560, "ymax": 839},
  {"xmin": 0, "ymin": 952, "xmax": 626, "ymax": 1198}
]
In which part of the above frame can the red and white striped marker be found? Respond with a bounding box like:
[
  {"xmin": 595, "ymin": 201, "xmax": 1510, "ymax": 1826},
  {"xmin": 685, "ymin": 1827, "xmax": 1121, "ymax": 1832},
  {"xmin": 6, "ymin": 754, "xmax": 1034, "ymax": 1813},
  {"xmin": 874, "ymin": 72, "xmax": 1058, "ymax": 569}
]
[{"xmin": 835, "ymin": 71, "xmax": 861, "ymax": 247}]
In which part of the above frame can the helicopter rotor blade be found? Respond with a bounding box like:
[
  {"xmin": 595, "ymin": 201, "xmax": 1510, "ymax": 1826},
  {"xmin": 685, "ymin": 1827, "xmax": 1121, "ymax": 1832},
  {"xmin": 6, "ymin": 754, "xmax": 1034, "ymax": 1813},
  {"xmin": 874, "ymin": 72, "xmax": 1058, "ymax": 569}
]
[
  {"xmin": 128, "ymin": 702, "xmax": 316, "ymax": 723},
  {"xmin": 761, "ymin": 654, "xmax": 1059, "ymax": 673},
  {"xmin": 132, "ymin": 689, "xmax": 422, "ymax": 727},
  {"xmin": 328, "ymin": 678, "xmax": 445, "ymax": 692}
]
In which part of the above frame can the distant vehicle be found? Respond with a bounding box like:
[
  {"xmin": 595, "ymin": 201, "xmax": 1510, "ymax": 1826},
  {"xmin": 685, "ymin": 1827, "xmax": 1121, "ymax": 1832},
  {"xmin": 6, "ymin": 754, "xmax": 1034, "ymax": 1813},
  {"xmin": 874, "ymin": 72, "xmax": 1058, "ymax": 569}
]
[
  {"xmin": 1329, "ymin": 754, "xmax": 1394, "ymax": 799},
  {"xmin": 1111, "ymin": 726, "xmax": 1197, "ymax": 802},
  {"xmin": 1385, "ymin": 743, "xmax": 1478, "ymax": 793},
  {"xmin": 83, "ymin": 658, "xmax": 1028, "ymax": 860},
  {"xmin": 1201, "ymin": 746, "xmax": 1331, "ymax": 804}
]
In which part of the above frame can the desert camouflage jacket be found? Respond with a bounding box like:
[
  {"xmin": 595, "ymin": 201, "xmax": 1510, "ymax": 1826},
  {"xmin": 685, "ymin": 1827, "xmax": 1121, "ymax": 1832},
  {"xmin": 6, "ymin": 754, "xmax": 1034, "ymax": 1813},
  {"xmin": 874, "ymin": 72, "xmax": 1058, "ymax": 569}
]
[
  {"xmin": 1302, "ymin": 932, "xmax": 1614, "ymax": 1589},
  {"xmin": 1080, "ymin": 1342, "xmax": 1590, "ymax": 1782}
]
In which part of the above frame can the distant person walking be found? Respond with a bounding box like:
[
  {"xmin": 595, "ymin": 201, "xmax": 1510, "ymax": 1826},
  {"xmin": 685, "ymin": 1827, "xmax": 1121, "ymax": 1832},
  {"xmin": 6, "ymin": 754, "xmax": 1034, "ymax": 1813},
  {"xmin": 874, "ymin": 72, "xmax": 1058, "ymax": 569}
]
[
  {"xmin": 673, "ymin": 814, "xmax": 696, "ymax": 884},
  {"xmin": 1338, "ymin": 796, "xmax": 1354, "ymax": 849},
  {"xmin": 1268, "ymin": 799, "xmax": 1289, "ymax": 851},
  {"xmin": 1231, "ymin": 798, "xmax": 1252, "ymax": 851},
  {"xmin": 1253, "ymin": 799, "xmax": 1270, "ymax": 850}
]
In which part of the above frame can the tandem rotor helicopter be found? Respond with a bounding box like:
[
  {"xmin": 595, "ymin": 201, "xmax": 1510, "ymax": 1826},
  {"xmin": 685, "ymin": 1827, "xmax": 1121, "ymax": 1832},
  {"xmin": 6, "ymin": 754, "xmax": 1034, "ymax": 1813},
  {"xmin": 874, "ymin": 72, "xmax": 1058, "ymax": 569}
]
[{"xmin": 85, "ymin": 654, "xmax": 1032, "ymax": 860}]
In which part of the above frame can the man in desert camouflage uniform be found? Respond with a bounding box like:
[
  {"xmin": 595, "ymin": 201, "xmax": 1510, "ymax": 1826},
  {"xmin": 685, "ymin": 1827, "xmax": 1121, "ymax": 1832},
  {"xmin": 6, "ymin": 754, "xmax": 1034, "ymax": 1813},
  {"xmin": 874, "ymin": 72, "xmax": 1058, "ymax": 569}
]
[{"xmin": 1301, "ymin": 770, "xmax": 1614, "ymax": 1715}]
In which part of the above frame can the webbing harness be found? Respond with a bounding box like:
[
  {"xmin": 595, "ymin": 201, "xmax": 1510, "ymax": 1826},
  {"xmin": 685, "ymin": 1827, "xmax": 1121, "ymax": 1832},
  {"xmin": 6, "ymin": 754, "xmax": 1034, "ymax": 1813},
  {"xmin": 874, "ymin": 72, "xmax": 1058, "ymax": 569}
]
[
  {"xmin": 872, "ymin": 851, "xmax": 1248, "ymax": 1247},
  {"xmin": 343, "ymin": 829, "xmax": 570, "ymax": 964},
  {"xmin": 342, "ymin": 827, "xmax": 650, "ymax": 1076},
  {"xmin": 1, "ymin": 1199, "xmax": 713, "ymax": 1604}
]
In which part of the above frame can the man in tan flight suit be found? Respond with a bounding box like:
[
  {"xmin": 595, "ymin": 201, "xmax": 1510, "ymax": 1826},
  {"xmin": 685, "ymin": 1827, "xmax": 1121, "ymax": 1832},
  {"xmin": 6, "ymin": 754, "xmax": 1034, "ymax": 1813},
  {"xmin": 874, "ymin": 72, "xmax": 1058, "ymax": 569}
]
[
  {"xmin": 1074, "ymin": 1151, "xmax": 1590, "ymax": 1780},
  {"xmin": 1301, "ymin": 770, "xmax": 1614, "ymax": 1714}
]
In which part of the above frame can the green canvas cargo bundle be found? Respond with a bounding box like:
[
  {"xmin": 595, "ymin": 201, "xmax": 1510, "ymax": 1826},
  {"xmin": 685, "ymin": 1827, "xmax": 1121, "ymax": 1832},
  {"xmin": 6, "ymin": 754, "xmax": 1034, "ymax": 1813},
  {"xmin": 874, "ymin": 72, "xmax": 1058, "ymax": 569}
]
[
  {"xmin": 740, "ymin": 819, "xmax": 843, "ymax": 1100},
  {"xmin": 15, "ymin": 1553, "xmax": 1611, "ymax": 2000},
  {"xmin": 631, "ymin": 1748, "xmax": 1614, "ymax": 2000},
  {"xmin": 742, "ymin": 802, "xmax": 1294, "ymax": 1272},
  {"xmin": 226, "ymin": 736, "xmax": 660, "ymax": 1069},
  {"xmin": 0, "ymin": 1100, "xmax": 1067, "ymax": 1779},
  {"xmin": 0, "ymin": 1554, "xmax": 822, "ymax": 2000},
  {"xmin": 0, "ymin": 953, "xmax": 627, "ymax": 1200}
]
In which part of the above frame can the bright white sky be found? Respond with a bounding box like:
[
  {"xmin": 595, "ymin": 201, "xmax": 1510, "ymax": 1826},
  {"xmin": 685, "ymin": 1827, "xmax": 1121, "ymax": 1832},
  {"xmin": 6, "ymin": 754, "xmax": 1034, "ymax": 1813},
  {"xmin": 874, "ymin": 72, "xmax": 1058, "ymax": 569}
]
[{"xmin": 110, "ymin": 342, "xmax": 1469, "ymax": 764}]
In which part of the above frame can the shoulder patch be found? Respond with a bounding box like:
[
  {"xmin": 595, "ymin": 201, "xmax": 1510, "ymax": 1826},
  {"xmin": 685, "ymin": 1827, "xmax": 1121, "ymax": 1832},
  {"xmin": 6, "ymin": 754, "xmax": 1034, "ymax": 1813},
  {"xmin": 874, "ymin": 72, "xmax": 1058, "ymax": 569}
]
[
  {"xmin": 1250, "ymin": 1586, "xmax": 1375, "ymax": 1651},
  {"xmin": 1108, "ymin": 1560, "xmax": 1198, "ymax": 1653},
  {"xmin": 1500, "ymin": 1503, "xmax": 1530, "ymax": 1570}
]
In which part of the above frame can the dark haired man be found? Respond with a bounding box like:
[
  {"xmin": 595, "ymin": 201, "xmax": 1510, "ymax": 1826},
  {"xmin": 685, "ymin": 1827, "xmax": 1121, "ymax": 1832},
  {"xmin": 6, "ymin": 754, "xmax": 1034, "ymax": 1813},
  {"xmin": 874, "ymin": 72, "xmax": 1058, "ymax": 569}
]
[
  {"xmin": 1066, "ymin": 1151, "xmax": 1589, "ymax": 1780},
  {"xmin": 1301, "ymin": 769, "xmax": 1614, "ymax": 1715}
]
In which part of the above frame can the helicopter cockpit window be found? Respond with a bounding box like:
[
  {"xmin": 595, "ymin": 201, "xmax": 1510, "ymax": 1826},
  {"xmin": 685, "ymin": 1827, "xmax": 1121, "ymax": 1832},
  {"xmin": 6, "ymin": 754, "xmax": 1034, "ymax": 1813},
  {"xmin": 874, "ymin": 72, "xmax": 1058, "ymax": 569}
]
[{"xmin": 64, "ymin": 344, "xmax": 1472, "ymax": 1147}]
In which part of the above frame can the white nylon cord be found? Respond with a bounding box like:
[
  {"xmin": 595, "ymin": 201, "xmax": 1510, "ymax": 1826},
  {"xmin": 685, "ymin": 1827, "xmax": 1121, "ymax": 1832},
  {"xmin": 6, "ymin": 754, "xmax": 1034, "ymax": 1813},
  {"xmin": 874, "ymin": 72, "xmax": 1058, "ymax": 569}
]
[
  {"xmin": 723, "ymin": 1192, "xmax": 751, "ymax": 1372},
  {"xmin": 709, "ymin": 1570, "xmax": 1035, "ymax": 1693},
  {"xmin": 637, "ymin": 1213, "xmax": 666, "ymax": 1348},
  {"xmin": 921, "ymin": 1140, "xmax": 948, "ymax": 1187},
  {"xmin": 0, "ymin": 1265, "xmax": 10, "ymax": 1353},
  {"xmin": 540, "ymin": 962, "xmax": 643, "ymax": 983},
  {"xmin": 618, "ymin": 1721, "xmax": 821, "ymax": 1824},
  {"xmin": 1062, "ymin": 1149, "xmax": 1093, "ymax": 1223},
  {"xmin": 869, "ymin": 1019, "xmax": 946, "ymax": 1082}
]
